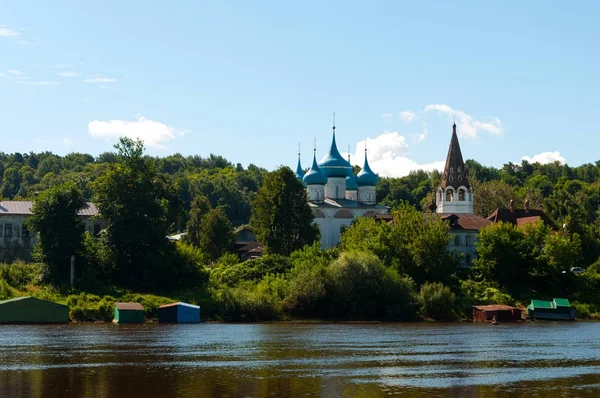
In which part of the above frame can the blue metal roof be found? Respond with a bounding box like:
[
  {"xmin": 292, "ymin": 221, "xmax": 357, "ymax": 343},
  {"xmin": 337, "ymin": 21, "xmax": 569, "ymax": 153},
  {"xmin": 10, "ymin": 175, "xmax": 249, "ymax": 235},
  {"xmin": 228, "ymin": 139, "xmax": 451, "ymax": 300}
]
[
  {"xmin": 318, "ymin": 132, "xmax": 352, "ymax": 178},
  {"xmin": 357, "ymin": 152, "xmax": 378, "ymax": 186},
  {"xmin": 295, "ymin": 155, "xmax": 306, "ymax": 186},
  {"xmin": 346, "ymin": 174, "xmax": 358, "ymax": 190},
  {"xmin": 303, "ymin": 152, "xmax": 328, "ymax": 185}
]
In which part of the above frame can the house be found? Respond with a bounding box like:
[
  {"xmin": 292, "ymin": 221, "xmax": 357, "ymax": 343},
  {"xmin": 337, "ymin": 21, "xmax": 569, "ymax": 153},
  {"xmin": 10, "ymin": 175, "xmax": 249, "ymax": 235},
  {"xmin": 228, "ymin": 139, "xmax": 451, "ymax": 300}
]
[
  {"xmin": 113, "ymin": 302, "xmax": 144, "ymax": 323},
  {"xmin": 487, "ymin": 199, "xmax": 558, "ymax": 230},
  {"xmin": 433, "ymin": 124, "xmax": 492, "ymax": 267},
  {"xmin": 0, "ymin": 296, "xmax": 69, "ymax": 324},
  {"xmin": 472, "ymin": 304, "xmax": 522, "ymax": 323},
  {"xmin": 158, "ymin": 302, "xmax": 200, "ymax": 323},
  {"xmin": 296, "ymin": 120, "xmax": 388, "ymax": 249},
  {"xmin": 0, "ymin": 201, "xmax": 103, "ymax": 262},
  {"xmin": 527, "ymin": 298, "xmax": 575, "ymax": 320}
]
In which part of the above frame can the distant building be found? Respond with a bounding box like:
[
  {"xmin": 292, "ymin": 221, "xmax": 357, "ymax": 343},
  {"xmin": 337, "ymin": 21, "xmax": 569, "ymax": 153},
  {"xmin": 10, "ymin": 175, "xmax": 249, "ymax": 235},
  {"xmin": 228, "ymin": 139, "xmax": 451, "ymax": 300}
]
[
  {"xmin": 0, "ymin": 201, "xmax": 103, "ymax": 262},
  {"xmin": 487, "ymin": 199, "xmax": 558, "ymax": 230},
  {"xmin": 434, "ymin": 124, "xmax": 491, "ymax": 268},
  {"xmin": 296, "ymin": 121, "xmax": 388, "ymax": 249}
]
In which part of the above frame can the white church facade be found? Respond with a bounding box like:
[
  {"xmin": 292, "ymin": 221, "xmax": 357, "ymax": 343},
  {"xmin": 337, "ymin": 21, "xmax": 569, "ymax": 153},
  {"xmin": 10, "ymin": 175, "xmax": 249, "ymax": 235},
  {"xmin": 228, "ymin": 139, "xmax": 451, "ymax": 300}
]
[{"xmin": 296, "ymin": 123, "xmax": 388, "ymax": 249}]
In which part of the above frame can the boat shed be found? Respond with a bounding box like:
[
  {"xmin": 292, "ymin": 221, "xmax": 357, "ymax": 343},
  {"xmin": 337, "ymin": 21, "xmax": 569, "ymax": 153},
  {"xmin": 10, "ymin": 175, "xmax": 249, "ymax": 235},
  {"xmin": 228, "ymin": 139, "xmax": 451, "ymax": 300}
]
[
  {"xmin": 0, "ymin": 296, "xmax": 69, "ymax": 324},
  {"xmin": 158, "ymin": 302, "xmax": 200, "ymax": 323},
  {"xmin": 472, "ymin": 304, "xmax": 522, "ymax": 323},
  {"xmin": 113, "ymin": 302, "xmax": 144, "ymax": 323},
  {"xmin": 527, "ymin": 298, "xmax": 575, "ymax": 320}
]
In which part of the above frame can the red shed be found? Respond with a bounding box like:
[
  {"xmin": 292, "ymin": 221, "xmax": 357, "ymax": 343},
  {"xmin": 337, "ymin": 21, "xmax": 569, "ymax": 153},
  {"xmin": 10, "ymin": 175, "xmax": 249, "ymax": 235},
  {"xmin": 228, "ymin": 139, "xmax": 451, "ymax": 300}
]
[{"xmin": 472, "ymin": 305, "xmax": 522, "ymax": 323}]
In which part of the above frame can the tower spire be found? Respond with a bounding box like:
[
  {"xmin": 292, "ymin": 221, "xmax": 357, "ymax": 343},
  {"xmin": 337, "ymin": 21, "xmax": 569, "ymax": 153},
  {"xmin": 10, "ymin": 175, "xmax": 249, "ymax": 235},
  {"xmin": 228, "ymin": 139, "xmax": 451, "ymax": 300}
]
[{"xmin": 441, "ymin": 123, "xmax": 469, "ymax": 189}]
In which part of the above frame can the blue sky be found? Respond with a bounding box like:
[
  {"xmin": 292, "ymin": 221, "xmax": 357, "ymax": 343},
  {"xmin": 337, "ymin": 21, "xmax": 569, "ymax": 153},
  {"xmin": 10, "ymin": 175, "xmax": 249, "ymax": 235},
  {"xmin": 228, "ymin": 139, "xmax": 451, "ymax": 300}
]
[{"xmin": 1, "ymin": 1, "xmax": 599, "ymax": 176}]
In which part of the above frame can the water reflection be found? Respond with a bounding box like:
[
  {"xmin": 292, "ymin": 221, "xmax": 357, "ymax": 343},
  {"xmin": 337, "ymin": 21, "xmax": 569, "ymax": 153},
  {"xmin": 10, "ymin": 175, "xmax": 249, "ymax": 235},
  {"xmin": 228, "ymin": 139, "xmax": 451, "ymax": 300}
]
[{"xmin": 0, "ymin": 323, "xmax": 599, "ymax": 397}]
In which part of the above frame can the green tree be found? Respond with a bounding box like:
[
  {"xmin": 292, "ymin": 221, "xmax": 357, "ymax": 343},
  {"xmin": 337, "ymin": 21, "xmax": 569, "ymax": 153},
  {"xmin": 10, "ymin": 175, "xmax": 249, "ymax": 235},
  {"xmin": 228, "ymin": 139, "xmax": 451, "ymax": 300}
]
[
  {"xmin": 27, "ymin": 181, "xmax": 86, "ymax": 284},
  {"xmin": 199, "ymin": 207, "xmax": 234, "ymax": 261},
  {"xmin": 185, "ymin": 195, "xmax": 212, "ymax": 246},
  {"xmin": 419, "ymin": 281, "xmax": 456, "ymax": 320},
  {"xmin": 92, "ymin": 137, "xmax": 182, "ymax": 290},
  {"xmin": 250, "ymin": 166, "xmax": 318, "ymax": 255}
]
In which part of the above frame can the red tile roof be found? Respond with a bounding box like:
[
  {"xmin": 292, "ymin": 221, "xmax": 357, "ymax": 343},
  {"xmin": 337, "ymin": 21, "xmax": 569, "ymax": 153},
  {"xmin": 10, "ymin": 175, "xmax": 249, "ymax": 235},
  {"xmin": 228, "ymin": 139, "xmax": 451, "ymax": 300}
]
[
  {"xmin": 473, "ymin": 304, "xmax": 517, "ymax": 312},
  {"xmin": 439, "ymin": 213, "xmax": 492, "ymax": 230}
]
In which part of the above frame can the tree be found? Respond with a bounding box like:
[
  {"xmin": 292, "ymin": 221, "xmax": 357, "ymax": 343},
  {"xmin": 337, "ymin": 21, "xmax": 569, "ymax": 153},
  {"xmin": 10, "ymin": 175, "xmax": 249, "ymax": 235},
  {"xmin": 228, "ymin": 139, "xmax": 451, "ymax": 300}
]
[
  {"xmin": 92, "ymin": 137, "xmax": 182, "ymax": 290},
  {"xmin": 250, "ymin": 166, "xmax": 319, "ymax": 255},
  {"xmin": 419, "ymin": 282, "xmax": 456, "ymax": 320},
  {"xmin": 199, "ymin": 207, "xmax": 234, "ymax": 261},
  {"xmin": 185, "ymin": 195, "xmax": 212, "ymax": 246},
  {"xmin": 27, "ymin": 181, "xmax": 86, "ymax": 284}
]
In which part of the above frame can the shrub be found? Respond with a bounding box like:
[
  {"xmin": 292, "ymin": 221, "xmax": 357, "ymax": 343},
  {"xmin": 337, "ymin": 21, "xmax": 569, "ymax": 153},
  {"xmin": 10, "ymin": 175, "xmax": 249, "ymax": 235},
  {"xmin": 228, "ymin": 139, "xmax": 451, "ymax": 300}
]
[
  {"xmin": 0, "ymin": 278, "xmax": 14, "ymax": 300},
  {"xmin": 0, "ymin": 261, "xmax": 45, "ymax": 288},
  {"xmin": 419, "ymin": 281, "xmax": 457, "ymax": 320},
  {"xmin": 210, "ymin": 282, "xmax": 282, "ymax": 321}
]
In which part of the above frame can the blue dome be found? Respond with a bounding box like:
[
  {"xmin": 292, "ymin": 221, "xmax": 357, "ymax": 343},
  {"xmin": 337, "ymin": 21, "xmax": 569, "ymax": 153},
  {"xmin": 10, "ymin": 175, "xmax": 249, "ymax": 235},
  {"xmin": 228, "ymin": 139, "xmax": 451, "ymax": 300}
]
[
  {"xmin": 318, "ymin": 131, "xmax": 353, "ymax": 178},
  {"xmin": 346, "ymin": 174, "xmax": 358, "ymax": 190},
  {"xmin": 303, "ymin": 152, "xmax": 328, "ymax": 185},
  {"xmin": 357, "ymin": 152, "xmax": 378, "ymax": 186},
  {"xmin": 295, "ymin": 155, "xmax": 306, "ymax": 186}
]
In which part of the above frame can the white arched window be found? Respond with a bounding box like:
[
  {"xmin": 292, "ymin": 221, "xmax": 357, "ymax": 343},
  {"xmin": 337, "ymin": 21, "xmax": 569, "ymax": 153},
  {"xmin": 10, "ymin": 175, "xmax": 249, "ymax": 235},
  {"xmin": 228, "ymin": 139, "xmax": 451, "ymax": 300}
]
[
  {"xmin": 446, "ymin": 189, "xmax": 454, "ymax": 201},
  {"xmin": 458, "ymin": 189, "xmax": 465, "ymax": 201},
  {"xmin": 450, "ymin": 167, "xmax": 454, "ymax": 173}
]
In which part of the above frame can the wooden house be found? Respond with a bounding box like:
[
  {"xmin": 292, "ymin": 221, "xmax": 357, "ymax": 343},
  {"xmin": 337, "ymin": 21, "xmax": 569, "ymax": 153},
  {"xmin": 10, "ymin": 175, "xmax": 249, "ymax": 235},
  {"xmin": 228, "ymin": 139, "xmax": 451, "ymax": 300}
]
[
  {"xmin": 0, "ymin": 296, "xmax": 69, "ymax": 324},
  {"xmin": 113, "ymin": 302, "xmax": 144, "ymax": 323},
  {"xmin": 158, "ymin": 302, "xmax": 200, "ymax": 323},
  {"xmin": 472, "ymin": 304, "xmax": 522, "ymax": 323}
]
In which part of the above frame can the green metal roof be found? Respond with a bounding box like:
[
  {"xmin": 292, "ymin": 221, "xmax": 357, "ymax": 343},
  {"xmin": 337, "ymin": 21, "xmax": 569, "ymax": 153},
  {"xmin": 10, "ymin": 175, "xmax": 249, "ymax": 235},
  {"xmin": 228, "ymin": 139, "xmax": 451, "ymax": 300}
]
[
  {"xmin": 0, "ymin": 296, "xmax": 32, "ymax": 305},
  {"xmin": 553, "ymin": 298, "xmax": 571, "ymax": 307},
  {"xmin": 318, "ymin": 131, "xmax": 353, "ymax": 178},
  {"xmin": 356, "ymin": 152, "xmax": 379, "ymax": 186},
  {"xmin": 529, "ymin": 299, "xmax": 554, "ymax": 310}
]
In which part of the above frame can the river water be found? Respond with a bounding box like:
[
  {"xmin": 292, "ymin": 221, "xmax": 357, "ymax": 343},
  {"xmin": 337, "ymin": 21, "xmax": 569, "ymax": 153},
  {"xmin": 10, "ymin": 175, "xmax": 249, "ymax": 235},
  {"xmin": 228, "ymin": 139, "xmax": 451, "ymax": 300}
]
[{"xmin": 0, "ymin": 322, "xmax": 599, "ymax": 397}]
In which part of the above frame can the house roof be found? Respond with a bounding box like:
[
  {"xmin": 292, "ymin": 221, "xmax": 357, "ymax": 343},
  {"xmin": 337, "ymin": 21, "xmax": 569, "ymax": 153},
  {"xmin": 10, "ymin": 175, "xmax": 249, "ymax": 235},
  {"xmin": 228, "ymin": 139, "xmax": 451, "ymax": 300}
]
[
  {"xmin": 114, "ymin": 302, "xmax": 144, "ymax": 311},
  {"xmin": 438, "ymin": 213, "xmax": 492, "ymax": 230},
  {"xmin": 0, "ymin": 296, "xmax": 68, "ymax": 308},
  {"xmin": 487, "ymin": 207, "xmax": 557, "ymax": 230},
  {"xmin": 0, "ymin": 201, "xmax": 99, "ymax": 217},
  {"xmin": 473, "ymin": 304, "xmax": 517, "ymax": 312},
  {"xmin": 159, "ymin": 302, "xmax": 200, "ymax": 309},
  {"xmin": 441, "ymin": 123, "xmax": 470, "ymax": 189}
]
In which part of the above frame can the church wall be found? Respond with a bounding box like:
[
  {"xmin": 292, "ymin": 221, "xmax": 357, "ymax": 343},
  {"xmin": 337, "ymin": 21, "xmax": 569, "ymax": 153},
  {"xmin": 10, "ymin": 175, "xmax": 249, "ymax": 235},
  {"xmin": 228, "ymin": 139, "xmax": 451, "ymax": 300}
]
[
  {"xmin": 325, "ymin": 177, "xmax": 346, "ymax": 200},
  {"xmin": 313, "ymin": 207, "xmax": 383, "ymax": 249}
]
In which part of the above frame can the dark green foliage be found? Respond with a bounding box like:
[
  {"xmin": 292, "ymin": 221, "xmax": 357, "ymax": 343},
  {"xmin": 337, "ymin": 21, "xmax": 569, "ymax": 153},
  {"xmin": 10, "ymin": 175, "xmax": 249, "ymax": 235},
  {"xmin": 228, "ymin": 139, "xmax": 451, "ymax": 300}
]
[
  {"xmin": 419, "ymin": 282, "xmax": 457, "ymax": 320},
  {"xmin": 185, "ymin": 195, "xmax": 211, "ymax": 246},
  {"xmin": 92, "ymin": 138, "xmax": 182, "ymax": 290},
  {"xmin": 251, "ymin": 166, "xmax": 319, "ymax": 255},
  {"xmin": 27, "ymin": 181, "xmax": 86, "ymax": 285},
  {"xmin": 198, "ymin": 208, "xmax": 234, "ymax": 261},
  {"xmin": 211, "ymin": 254, "xmax": 292, "ymax": 286}
]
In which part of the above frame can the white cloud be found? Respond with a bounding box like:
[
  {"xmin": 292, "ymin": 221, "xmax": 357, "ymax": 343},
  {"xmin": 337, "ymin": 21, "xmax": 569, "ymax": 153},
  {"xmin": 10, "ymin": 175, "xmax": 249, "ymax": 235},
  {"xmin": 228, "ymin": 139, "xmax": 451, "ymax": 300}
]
[
  {"xmin": 7, "ymin": 70, "xmax": 23, "ymax": 75},
  {"xmin": 0, "ymin": 27, "xmax": 18, "ymax": 37},
  {"xmin": 62, "ymin": 137, "xmax": 74, "ymax": 147},
  {"xmin": 88, "ymin": 114, "xmax": 186, "ymax": 148},
  {"xmin": 424, "ymin": 104, "xmax": 503, "ymax": 138},
  {"xmin": 344, "ymin": 130, "xmax": 444, "ymax": 178},
  {"xmin": 414, "ymin": 128, "xmax": 428, "ymax": 142},
  {"xmin": 399, "ymin": 111, "xmax": 418, "ymax": 122},
  {"xmin": 56, "ymin": 71, "xmax": 80, "ymax": 77},
  {"xmin": 83, "ymin": 76, "xmax": 117, "ymax": 83},
  {"xmin": 381, "ymin": 113, "xmax": 393, "ymax": 120},
  {"xmin": 521, "ymin": 151, "xmax": 565, "ymax": 165},
  {"xmin": 0, "ymin": 73, "xmax": 6, "ymax": 77}
]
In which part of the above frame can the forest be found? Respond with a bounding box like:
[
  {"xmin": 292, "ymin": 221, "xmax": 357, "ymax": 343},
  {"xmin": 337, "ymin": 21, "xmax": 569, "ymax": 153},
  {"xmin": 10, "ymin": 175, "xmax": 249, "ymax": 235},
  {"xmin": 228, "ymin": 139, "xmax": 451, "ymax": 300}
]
[{"xmin": 0, "ymin": 140, "xmax": 600, "ymax": 322}]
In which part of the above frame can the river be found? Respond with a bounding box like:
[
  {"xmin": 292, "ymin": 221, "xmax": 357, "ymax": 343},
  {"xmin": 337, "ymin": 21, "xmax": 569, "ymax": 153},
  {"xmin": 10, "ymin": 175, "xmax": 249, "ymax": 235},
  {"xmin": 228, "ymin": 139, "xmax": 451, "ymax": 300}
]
[{"xmin": 0, "ymin": 322, "xmax": 599, "ymax": 397}]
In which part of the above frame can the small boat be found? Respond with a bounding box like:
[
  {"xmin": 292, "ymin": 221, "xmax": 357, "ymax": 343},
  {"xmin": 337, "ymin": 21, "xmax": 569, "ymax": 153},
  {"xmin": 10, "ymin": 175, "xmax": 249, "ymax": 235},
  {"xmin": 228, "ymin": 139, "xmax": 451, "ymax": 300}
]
[{"xmin": 491, "ymin": 321, "xmax": 499, "ymax": 325}]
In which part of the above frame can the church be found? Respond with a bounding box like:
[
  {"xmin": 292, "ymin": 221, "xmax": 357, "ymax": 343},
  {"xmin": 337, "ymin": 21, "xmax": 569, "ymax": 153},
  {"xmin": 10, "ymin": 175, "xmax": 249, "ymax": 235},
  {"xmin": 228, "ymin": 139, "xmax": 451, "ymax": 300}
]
[
  {"xmin": 433, "ymin": 123, "xmax": 491, "ymax": 268},
  {"xmin": 295, "ymin": 123, "xmax": 388, "ymax": 249}
]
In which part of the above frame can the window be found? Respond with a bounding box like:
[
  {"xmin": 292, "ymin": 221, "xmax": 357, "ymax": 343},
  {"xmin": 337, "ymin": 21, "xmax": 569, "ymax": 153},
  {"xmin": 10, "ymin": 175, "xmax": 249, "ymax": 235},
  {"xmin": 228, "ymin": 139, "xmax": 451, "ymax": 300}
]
[
  {"xmin": 454, "ymin": 235, "xmax": 460, "ymax": 246},
  {"xmin": 465, "ymin": 255, "xmax": 472, "ymax": 265},
  {"xmin": 22, "ymin": 225, "xmax": 29, "ymax": 238},
  {"xmin": 458, "ymin": 189, "xmax": 465, "ymax": 201},
  {"xmin": 449, "ymin": 174, "xmax": 454, "ymax": 182},
  {"xmin": 450, "ymin": 167, "xmax": 454, "ymax": 173},
  {"xmin": 446, "ymin": 189, "xmax": 454, "ymax": 201},
  {"xmin": 5, "ymin": 223, "xmax": 12, "ymax": 238},
  {"xmin": 466, "ymin": 235, "xmax": 471, "ymax": 247},
  {"xmin": 458, "ymin": 174, "xmax": 463, "ymax": 182},
  {"xmin": 458, "ymin": 166, "xmax": 461, "ymax": 173}
]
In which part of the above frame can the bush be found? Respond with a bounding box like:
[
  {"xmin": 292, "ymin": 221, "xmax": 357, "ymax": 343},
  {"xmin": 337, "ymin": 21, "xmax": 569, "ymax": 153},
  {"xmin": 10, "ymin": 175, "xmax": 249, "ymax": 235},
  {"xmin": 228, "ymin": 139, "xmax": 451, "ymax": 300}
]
[
  {"xmin": 572, "ymin": 301, "xmax": 596, "ymax": 319},
  {"xmin": 0, "ymin": 278, "xmax": 14, "ymax": 300},
  {"xmin": 328, "ymin": 251, "xmax": 418, "ymax": 320},
  {"xmin": 0, "ymin": 261, "xmax": 45, "ymax": 288},
  {"xmin": 210, "ymin": 282, "xmax": 282, "ymax": 321},
  {"xmin": 211, "ymin": 254, "xmax": 292, "ymax": 286},
  {"xmin": 419, "ymin": 282, "xmax": 457, "ymax": 320}
]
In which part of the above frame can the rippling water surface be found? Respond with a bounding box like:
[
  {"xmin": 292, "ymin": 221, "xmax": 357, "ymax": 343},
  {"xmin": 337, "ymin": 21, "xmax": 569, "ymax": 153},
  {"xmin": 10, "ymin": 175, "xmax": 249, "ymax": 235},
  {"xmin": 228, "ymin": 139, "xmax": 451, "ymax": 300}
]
[{"xmin": 1, "ymin": 322, "xmax": 599, "ymax": 397}]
